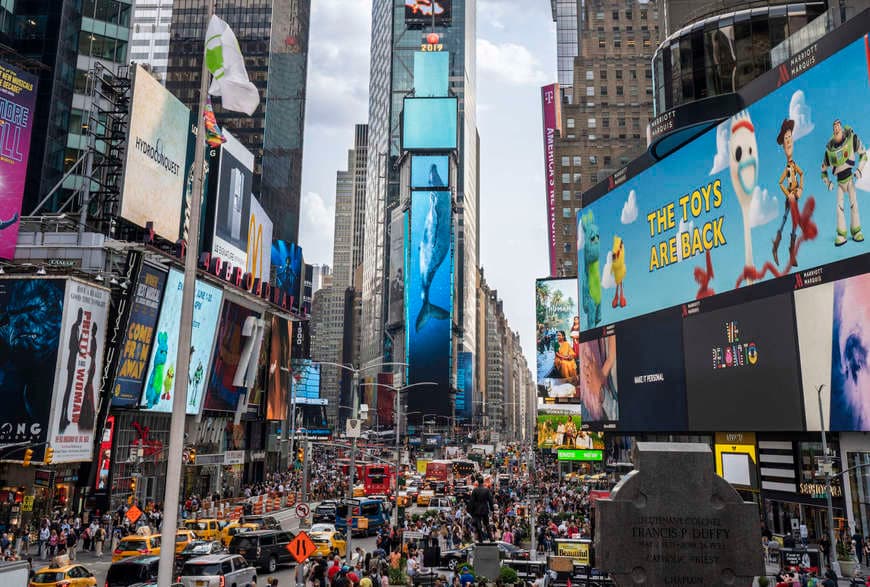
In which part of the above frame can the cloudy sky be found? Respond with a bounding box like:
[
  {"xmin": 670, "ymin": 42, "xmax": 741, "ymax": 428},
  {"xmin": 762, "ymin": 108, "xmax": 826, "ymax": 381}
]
[{"xmin": 299, "ymin": 0, "xmax": 556, "ymax": 370}]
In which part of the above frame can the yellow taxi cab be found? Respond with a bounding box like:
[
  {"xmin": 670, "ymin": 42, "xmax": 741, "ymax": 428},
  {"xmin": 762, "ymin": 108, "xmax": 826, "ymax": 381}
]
[
  {"xmin": 112, "ymin": 533, "xmax": 162, "ymax": 562},
  {"xmin": 174, "ymin": 529, "xmax": 198, "ymax": 554},
  {"xmin": 220, "ymin": 522, "xmax": 259, "ymax": 547},
  {"xmin": 417, "ymin": 489, "xmax": 435, "ymax": 506},
  {"xmin": 396, "ymin": 491, "xmax": 409, "ymax": 508},
  {"xmin": 182, "ymin": 518, "xmax": 222, "ymax": 541},
  {"xmin": 29, "ymin": 563, "xmax": 97, "ymax": 586},
  {"xmin": 353, "ymin": 484, "xmax": 366, "ymax": 497},
  {"xmin": 310, "ymin": 530, "xmax": 347, "ymax": 557}
]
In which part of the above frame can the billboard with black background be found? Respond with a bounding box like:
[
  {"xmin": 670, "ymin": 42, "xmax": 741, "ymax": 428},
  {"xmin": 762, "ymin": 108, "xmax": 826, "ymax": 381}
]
[{"xmin": 207, "ymin": 130, "xmax": 253, "ymax": 270}]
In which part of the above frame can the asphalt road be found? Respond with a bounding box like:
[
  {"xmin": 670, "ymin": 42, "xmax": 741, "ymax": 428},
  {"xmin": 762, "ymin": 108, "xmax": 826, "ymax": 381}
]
[{"xmin": 68, "ymin": 503, "xmax": 382, "ymax": 586}]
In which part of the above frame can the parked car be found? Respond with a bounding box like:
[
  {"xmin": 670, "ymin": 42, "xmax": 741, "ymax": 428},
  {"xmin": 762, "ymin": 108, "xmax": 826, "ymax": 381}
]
[
  {"xmin": 313, "ymin": 501, "xmax": 338, "ymax": 524},
  {"xmin": 238, "ymin": 514, "xmax": 281, "ymax": 530},
  {"xmin": 228, "ymin": 529, "xmax": 296, "ymax": 573},
  {"xmin": 29, "ymin": 563, "xmax": 97, "ymax": 586},
  {"xmin": 178, "ymin": 554, "xmax": 257, "ymax": 587},
  {"xmin": 104, "ymin": 555, "xmax": 160, "ymax": 587},
  {"xmin": 175, "ymin": 540, "xmax": 225, "ymax": 572}
]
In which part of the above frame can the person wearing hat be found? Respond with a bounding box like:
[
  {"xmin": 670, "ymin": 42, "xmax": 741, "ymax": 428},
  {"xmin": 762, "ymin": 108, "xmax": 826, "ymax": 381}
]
[{"xmin": 774, "ymin": 117, "xmax": 805, "ymax": 267}]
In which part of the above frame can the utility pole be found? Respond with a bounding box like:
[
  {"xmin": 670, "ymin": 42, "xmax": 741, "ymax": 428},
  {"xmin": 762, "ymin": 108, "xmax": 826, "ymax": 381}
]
[
  {"xmin": 302, "ymin": 437, "xmax": 311, "ymax": 502},
  {"xmin": 157, "ymin": 0, "xmax": 213, "ymax": 584},
  {"xmin": 528, "ymin": 448, "xmax": 537, "ymax": 560},
  {"xmin": 346, "ymin": 371, "xmax": 359, "ymax": 566},
  {"xmin": 394, "ymin": 387, "xmax": 401, "ymax": 527},
  {"xmin": 817, "ymin": 385, "xmax": 841, "ymax": 577}
]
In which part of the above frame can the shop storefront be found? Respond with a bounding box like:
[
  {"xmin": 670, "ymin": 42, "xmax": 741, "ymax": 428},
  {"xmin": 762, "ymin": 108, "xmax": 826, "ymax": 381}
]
[
  {"xmin": 109, "ymin": 412, "xmax": 171, "ymax": 512},
  {"xmin": 838, "ymin": 433, "xmax": 870, "ymax": 538}
]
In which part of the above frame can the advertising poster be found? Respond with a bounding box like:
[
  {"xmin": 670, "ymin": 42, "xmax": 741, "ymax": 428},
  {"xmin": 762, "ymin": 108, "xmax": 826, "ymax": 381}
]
[
  {"xmin": 120, "ymin": 64, "xmax": 191, "ymax": 241},
  {"xmin": 683, "ymin": 293, "xmax": 803, "ymax": 431},
  {"xmin": 411, "ymin": 156, "xmax": 450, "ymax": 190},
  {"xmin": 291, "ymin": 359, "xmax": 321, "ymax": 401},
  {"xmin": 794, "ymin": 281, "xmax": 835, "ymax": 431},
  {"xmin": 302, "ymin": 263, "xmax": 313, "ymax": 314},
  {"xmin": 140, "ymin": 269, "xmax": 223, "ymax": 414},
  {"xmin": 576, "ymin": 333, "xmax": 618, "ymax": 426},
  {"xmin": 271, "ymin": 240, "xmax": 303, "ymax": 306},
  {"xmin": 824, "ymin": 273, "xmax": 870, "ymax": 431},
  {"xmin": 456, "ymin": 351, "xmax": 474, "ymax": 422},
  {"xmin": 577, "ymin": 36, "xmax": 870, "ymax": 334},
  {"xmin": 404, "ymin": 0, "xmax": 451, "ymax": 26},
  {"xmin": 246, "ymin": 196, "xmax": 273, "ymax": 283},
  {"xmin": 388, "ymin": 209, "xmax": 406, "ymax": 325},
  {"xmin": 0, "ymin": 278, "xmax": 65, "ymax": 449},
  {"xmin": 0, "ymin": 61, "xmax": 37, "ymax": 260},
  {"xmin": 204, "ymin": 300, "xmax": 260, "ymax": 412},
  {"xmin": 541, "ymin": 84, "xmax": 560, "ymax": 277},
  {"xmin": 377, "ymin": 372, "xmax": 395, "ymax": 427},
  {"xmin": 413, "ymin": 52, "xmax": 449, "ymax": 98},
  {"xmin": 407, "ymin": 189, "xmax": 453, "ymax": 418},
  {"xmin": 95, "ymin": 415, "xmax": 115, "ymax": 491},
  {"xmin": 537, "ymin": 413, "xmax": 604, "ymax": 451},
  {"xmin": 402, "ymin": 98, "xmax": 458, "ymax": 151},
  {"xmin": 111, "ymin": 264, "xmax": 167, "ymax": 407},
  {"xmin": 267, "ymin": 316, "xmax": 292, "ymax": 421},
  {"xmin": 292, "ymin": 319, "xmax": 310, "ymax": 359},
  {"xmin": 536, "ymin": 278, "xmax": 582, "ymax": 401},
  {"xmin": 48, "ymin": 280, "xmax": 110, "ymax": 463},
  {"xmin": 615, "ymin": 309, "xmax": 688, "ymax": 431},
  {"xmin": 244, "ymin": 318, "xmax": 271, "ymax": 418},
  {"xmin": 212, "ymin": 130, "xmax": 253, "ymax": 269}
]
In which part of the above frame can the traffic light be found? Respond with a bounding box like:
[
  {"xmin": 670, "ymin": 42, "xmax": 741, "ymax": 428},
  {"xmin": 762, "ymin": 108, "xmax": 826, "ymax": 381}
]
[
  {"xmin": 130, "ymin": 477, "xmax": 137, "ymax": 492},
  {"xmin": 297, "ymin": 447, "xmax": 304, "ymax": 462},
  {"xmin": 44, "ymin": 447, "xmax": 54, "ymax": 464},
  {"xmin": 22, "ymin": 449, "xmax": 33, "ymax": 467}
]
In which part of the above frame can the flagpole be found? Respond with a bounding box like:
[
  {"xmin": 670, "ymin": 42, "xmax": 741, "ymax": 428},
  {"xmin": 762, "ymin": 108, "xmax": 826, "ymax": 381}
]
[{"xmin": 157, "ymin": 0, "xmax": 215, "ymax": 583}]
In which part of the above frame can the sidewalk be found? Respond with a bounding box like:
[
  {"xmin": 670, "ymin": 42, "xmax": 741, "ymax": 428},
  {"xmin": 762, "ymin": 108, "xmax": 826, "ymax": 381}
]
[{"xmin": 762, "ymin": 558, "xmax": 864, "ymax": 586}]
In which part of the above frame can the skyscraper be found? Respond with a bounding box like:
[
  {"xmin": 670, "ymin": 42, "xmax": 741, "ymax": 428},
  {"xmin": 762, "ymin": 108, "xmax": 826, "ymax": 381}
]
[
  {"xmin": 550, "ymin": 0, "xmax": 580, "ymax": 104},
  {"xmin": 361, "ymin": 0, "xmax": 479, "ymax": 393},
  {"xmin": 166, "ymin": 0, "xmax": 310, "ymax": 243},
  {"xmin": 130, "ymin": 0, "xmax": 174, "ymax": 83}
]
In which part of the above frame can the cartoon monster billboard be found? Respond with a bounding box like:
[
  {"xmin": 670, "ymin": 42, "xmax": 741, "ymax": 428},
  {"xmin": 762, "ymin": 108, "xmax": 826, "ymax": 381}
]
[{"xmin": 577, "ymin": 34, "xmax": 870, "ymax": 333}]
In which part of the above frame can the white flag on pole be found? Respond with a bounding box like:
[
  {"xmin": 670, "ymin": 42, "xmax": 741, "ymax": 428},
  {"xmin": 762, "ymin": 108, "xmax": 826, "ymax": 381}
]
[{"xmin": 205, "ymin": 14, "xmax": 260, "ymax": 115}]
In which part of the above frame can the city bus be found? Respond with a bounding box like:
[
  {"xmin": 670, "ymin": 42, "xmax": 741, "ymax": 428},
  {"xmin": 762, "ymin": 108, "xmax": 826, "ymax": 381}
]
[
  {"xmin": 425, "ymin": 460, "xmax": 454, "ymax": 484},
  {"xmin": 361, "ymin": 464, "xmax": 393, "ymax": 496}
]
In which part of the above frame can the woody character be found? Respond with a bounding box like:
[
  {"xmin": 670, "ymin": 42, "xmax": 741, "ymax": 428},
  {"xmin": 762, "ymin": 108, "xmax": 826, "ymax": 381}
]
[{"xmin": 773, "ymin": 118, "xmax": 804, "ymax": 267}]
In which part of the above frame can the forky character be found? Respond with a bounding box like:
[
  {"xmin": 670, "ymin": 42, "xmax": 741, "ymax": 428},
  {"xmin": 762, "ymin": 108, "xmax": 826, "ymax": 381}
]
[{"xmin": 728, "ymin": 111, "xmax": 760, "ymax": 283}]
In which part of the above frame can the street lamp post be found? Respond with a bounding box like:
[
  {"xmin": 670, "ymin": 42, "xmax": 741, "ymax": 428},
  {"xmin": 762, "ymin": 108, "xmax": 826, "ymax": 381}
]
[{"xmin": 817, "ymin": 385, "xmax": 841, "ymax": 577}]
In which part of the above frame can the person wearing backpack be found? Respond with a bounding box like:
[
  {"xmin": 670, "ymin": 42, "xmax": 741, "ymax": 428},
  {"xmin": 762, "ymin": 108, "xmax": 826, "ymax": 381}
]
[{"xmin": 94, "ymin": 525, "xmax": 106, "ymax": 559}]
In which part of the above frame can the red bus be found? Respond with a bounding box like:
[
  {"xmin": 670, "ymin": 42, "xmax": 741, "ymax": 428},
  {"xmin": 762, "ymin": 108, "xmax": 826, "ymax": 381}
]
[{"xmin": 361, "ymin": 464, "xmax": 393, "ymax": 496}]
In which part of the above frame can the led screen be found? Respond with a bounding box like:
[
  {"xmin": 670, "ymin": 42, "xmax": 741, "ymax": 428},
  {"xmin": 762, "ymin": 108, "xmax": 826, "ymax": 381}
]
[
  {"xmin": 577, "ymin": 36, "xmax": 870, "ymax": 334},
  {"xmin": 412, "ymin": 155, "xmax": 450, "ymax": 189},
  {"xmin": 406, "ymin": 189, "xmax": 453, "ymax": 418},
  {"xmin": 204, "ymin": 300, "xmax": 261, "ymax": 412},
  {"xmin": 121, "ymin": 64, "xmax": 191, "ymax": 241},
  {"xmin": 292, "ymin": 359, "xmax": 321, "ymax": 401},
  {"xmin": 0, "ymin": 279, "xmax": 65, "ymax": 455},
  {"xmin": 210, "ymin": 130, "xmax": 253, "ymax": 269},
  {"xmin": 402, "ymin": 97, "xmax": 458, "ymax": 151},
  {"xmin": 683, "ymin": 292, "xmax": 803, "ymax": 431},
  {"xmin": 111, "ymin": 264, "xmax": 167, "ymax": 407},
  {"xmin": 271, "ymin": 240, "xmax": 303, "ymax": 309},
  {"xmin": 140, "ymin": 268, "xmax": 223, "ymax": 414},
  {"xmin": 456, "ymin": 351, "xmax": 474, "ymax": 422},
  {"xmin": 414, "ymin": 51, "xmax": 449, "ymax": 97},
  {"xmin": 0, "ymin": 60, "xmax": 37, "ymax": 260},
  {"xmin": 405, "ymin": 0, "xmax": 451, "ymax": 26},
  {"xmin": 536, "ymin": 278, "xmax": 582, "ymax": 403},
  {"xmin": 247, "ymin": 196, "xmax": 273, "ymax": 282},
  {"xmin": 267, "ymin": 316, "xmax": 292, "ymax": 421},
  {"xmin": 388, "ymin": 209, "xmax": 406, "ymax": 325},
  {"xmin": 48, "ymin": 280, "xmax": 110, "ymax": 463},
  {"xmin": 537, "ymin": 413, "xmax": 604, "ymax": 451}
]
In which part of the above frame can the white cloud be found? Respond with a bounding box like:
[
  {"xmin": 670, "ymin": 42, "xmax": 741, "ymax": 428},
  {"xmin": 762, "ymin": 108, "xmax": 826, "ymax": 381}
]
[
  {"xmin": 748, "ymin": 186, "xmax": 779, "ymax": 228},
  {"xmin": 676, "ymin": 218, "xmax": 694, "ymax": 262},
  {"xmin": 601, "ymin": 251, "xmax": 616, "ymax": 289},
  {"xmin": 789, "ymin": 90, "xmax": 815, "ymax": 141},
  {"xmin": 621, "ymin": 190, "xmax": 638, "ymax": 224},
  {"xmin": 710, "ymin": 121, "xmax": 730, "ymax": 175},
  {"xmin": 297, "ymin": 191, "xmax": 335, "ymax": 265},
  {"xmin": 477, "ymin": 38, "xmax": 548, "ymax": 86},
  {"xmin": 856, "ymin": 169, "xmax": 870, "ymax": 192}
]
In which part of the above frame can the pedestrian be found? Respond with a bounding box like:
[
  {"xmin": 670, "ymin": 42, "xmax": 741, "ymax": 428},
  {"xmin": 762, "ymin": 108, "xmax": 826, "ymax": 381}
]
[
  {"xmin": 94, "ymin": 524, "xmax": 106, "ymax": 559},
  {"xmin": 38, "ymin": 524, "xmax": 49, "ymax": 560},
  {"xmin": 66, "ymin": 527, "xmax": 77, "ymax": 561},
  {"xmin": 819, "ymin": 533, "xmax": 831, "ymax": 568}
]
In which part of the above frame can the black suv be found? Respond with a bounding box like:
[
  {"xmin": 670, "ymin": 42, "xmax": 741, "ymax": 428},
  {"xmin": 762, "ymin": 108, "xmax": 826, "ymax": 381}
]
[
  {"xmin": 105, "ymin": 555, "xmax": 160, "ymax": 586},
  {"xmin": 229, "ymin": 529, "xmax": 296, "ymax": 573},
  {"xmin": 239, "ymin": 514, "xmax": 281, "ymax": 530},
  {"xmin": 313, "ymin": 501, "xmax": 338, "ymax": 524}
]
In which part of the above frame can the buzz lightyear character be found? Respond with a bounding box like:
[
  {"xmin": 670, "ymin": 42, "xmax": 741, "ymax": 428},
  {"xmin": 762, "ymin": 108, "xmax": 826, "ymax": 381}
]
[{"xmin": 821, "ymin": 119, "xmax": 866, "ymax": 245}]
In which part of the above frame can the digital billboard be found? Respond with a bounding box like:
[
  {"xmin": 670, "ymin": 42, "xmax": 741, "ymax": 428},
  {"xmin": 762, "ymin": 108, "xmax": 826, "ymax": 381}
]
[
  {"xmin": 683, "ymin": 292, "xmax": 803, "ymax": 431},
  {"xmin": 377, "ymin": 372, "xmax": 395, "ymax": 427},
  {"xmin": 536, "ymin": 278, "xmax": 581, "ymax": 401},
  {"xmin": 271, "ymin": 240, "xmax": 303, "ymax": 308},
  {"xmin": 388, "ymin": 209, "xmax": 406, "ymax": 326},
  {"xmin": 411, "ymin": 155, "xmax": 449, "ymax": 189},
  {"xmin": 0, "ymin": 279, "xmax": 65, "ymax": 452},
  {"xmin": 407, "ymin": 189, "xmax": 453, "ymax": 417},
  {"xmin": 402, "ymin": 97, "xmax": 458, "ymax": 151},
  {"xmin": 576, "ymin": 333, "xmax": 618, "ymax": 427},
  {"xmin": 48, "ymin": 279, "xmax": 110, "ymax": 463},
  {"xmin": 456, "ymin": 351, "xmax": 473, "ymax": 422},
  {"xmin": 577, "ymin": 35, "xmax": 870, "ymax": 334},
  {"xmin": 120, "ymin": 64, "xmax": 192, "ymax": 241},
  {"xmin": 247, "ymin": 196, "xmax": 273, "ymax": 283},
  {"xmin": 95, "ymin": 415, "xmax": 114, "ymax": 491},
  {"xmin": 537, "ymin": 413, "xmax": 603, "ymax": 451},
  {"xmin": 110, "ymin": 263, "xmax": 167, "ymax": 407},
  {"xmin": 204, "ymin": 300, "xmax": 261, "ymax": 412},
  {"xmin": 0, "ymin": 60, "xmax": 37, "ymax": 260},
  {"xmin": 615, "ymin": 309, "xmax": 688, "ymax": 431},
  {"xmin": 211, "ymin": 130, "xmax": 253, "ymax": 270},
  {"xmin": 291, "ymin": 359, "xmax": 321, "ymax": 401},
  {"xmin": 140, "ymin": 268, "xmax": 223, "ymax": 414},
  {"xmin": 796, "ymin": 272, "xmax": 870, "ymax": 431},
  {"xmin": 541, "ymin": 84, "xmax": 561, "ymax": 277},
  {"xmin": 302, "ymin": 263, "xmax": 313, "ymax": 314},
  {"xmin": 267, "ymin": 316, "xmax": 292, "ymax": 421},
  {"xmin": 405, "ymin": 0, "xmax": 451, "ymax": 27},
  {"xmin": 414, "ymin": 51, "xmax": 449, "ymax": 97}
]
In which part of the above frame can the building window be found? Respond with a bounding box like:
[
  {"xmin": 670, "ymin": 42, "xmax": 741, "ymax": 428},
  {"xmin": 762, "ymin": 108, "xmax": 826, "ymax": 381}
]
[
  {"xmin": 643, "ymin": 39, "xmax": 651, "ymax": 48},
  {"xmin": 564, "ymin": 243, "xmax": 572, "ymax": 253},
  {"xmin": 567, "ymin": 118, "xmax": 575, "ymax": 129},
  {"xmin": 616, "ymin": 86, "xmax": 624, "ymax": 96},
  {"xmin": 600, "ymin": 86, "xmax": 608, "ymax": 96},
  {"xmin": 618, "ymin": 117, "xmax": 626, "ymax": 127},
  {"xmin": 595, "ymin": 11, "xmax": 604, "ymax": 20},
  {"xmin": 573, "ymin": 156, "xmax": 581, "ymax": 166},
  {"xmin": 589, "ymin": 155, "xmax": 597, "ymax": 165},
  {"xmin": 562, "ymin": 190, "xmax": 571, "ymax": 201},
  {"xmin": 603, "ymin": 118, "xmax": 610, "ymax": 128},
  {"xmin": 604, "ymin": 156, "xmax": 612, "ymax": 167},
  {"xmin": 562, "ymin": 208, "xmax": 571, "ymax": 218},
  {"xmin": 585, "ymin": 70, "xmax": 594, "ymax": 80},
  {"xmin": 587, "ymin": 118, "xmax": 596, "ymax": 128},
  {"xmin": 586, "ymin": 85, "xmax": 594, "ymax": 96},
  {"xmin": 575, "ymin": 191, "xmax": 582, "ymax": 200},
  {"xmin": 562, "ymin": 173, "xmax": 571, "ymax": 184},
  {"xmin": 632, "ymin": 117, "xmax": 640, "ymax": 129},
  {"xmin": 612, "ymin": 9, "xmax": 619, "ymax": 20},
  {"xmin": 561, "ymin": 156, "xmax": 570, "ymax": 166},
  {"xmin": 640, "ymin": 9, "xmax": 647, "ymax": 19},
  {"xmin": 614, "ymin": 39, "xmax": 621, "ymax": 48},
  {"xmin": 598, "ymin": 39, "xmax": 606, "ymax": 49},
  {"xmin": 573, "ymin": 173, "xmax": 582, "ymax": 183},
  {"xmin": 599, "ymin": 69, "xmax": 607, "ymax": 80},
  {"xmin": 630, "ymin": 70, "xmax": 638, "ymax": 80},
  {"xmin": 625, "ymin": 10, "xmax": 633, "ymax": 20},
  {"xmin": 615, "ymin": 70, "xmax": 623, "ymax": 80}
]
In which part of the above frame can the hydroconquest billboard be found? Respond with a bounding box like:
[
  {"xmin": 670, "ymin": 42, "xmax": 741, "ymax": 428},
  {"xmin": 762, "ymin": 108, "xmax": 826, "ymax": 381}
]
[
  {"xmin": 407, "ymin": 189, "xmax": 453, "ymax": 418},
  {"xmin": 48, "ymin": 280, "xmax": 110, "ymax": 463},
  {"xmin": 120, "ymin": 64, "xmax": 192, "ymax": 241},
  {"xmin": 0, "ymin": 279, "xmax": 65, "ymax": 451},
  {"xmin": 577, "ymin": 35, "xmax": 870, "ymax": 333},
  {"xmin": 140, "ymin": 268, "xmax": 223, "ymax": 414},
  {"xmin": 0, "ymin": 60, "xmax": 37, "ymax": 260}
]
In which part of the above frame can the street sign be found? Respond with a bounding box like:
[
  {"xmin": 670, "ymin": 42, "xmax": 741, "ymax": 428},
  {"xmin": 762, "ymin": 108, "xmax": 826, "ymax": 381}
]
[
  {"xmin": 346, "ymin": 419, "xmax": 362, "ymax": 439},
  {"xmin": 126, "ymin": 505, "xmax": 142, "ymax": 524},
  {"xmin": 287, "ymin": 531, "xmax": 317, "ymax": 564},
  {"xmin": 295, "ymin": 503, "xmax": 310, "ymax": 518},
  {"xmin": 557, "ymin": 449, "xmax": 603, "ymax": 461},
  {"xmin": 21, "ymin": 496, "xmax": 34, "ymax": 512}
]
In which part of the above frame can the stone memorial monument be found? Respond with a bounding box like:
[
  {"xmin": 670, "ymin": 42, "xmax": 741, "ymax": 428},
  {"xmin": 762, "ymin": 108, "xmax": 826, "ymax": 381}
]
[{"xmin": 595, "ymin": 442, "xmax": 763, "ymax": 586}]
